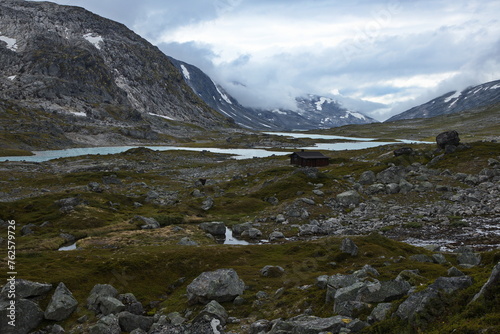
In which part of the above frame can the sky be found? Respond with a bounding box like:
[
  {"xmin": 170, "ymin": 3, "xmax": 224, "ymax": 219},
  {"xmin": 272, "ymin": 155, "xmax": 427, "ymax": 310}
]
[{"xmin": 31, "ymin": 0, "xmax": 500, "ymax": 120}]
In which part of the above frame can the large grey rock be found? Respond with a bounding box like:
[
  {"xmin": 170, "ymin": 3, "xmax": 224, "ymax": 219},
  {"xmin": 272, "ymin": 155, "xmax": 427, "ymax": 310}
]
[
  {"xmin": 199, "ymin": 222, "xmax": 226, "ymax": 236},
  {"xmin": 471, "ymin": 261, "xmax": 500, "ymax": 303},
  {"xmin": 358, "ymin": 170, "xmax": 376, "ymax": 185},
  {"xmin": 340, "ymin": 238, "xmax": 358, "ymax": 256},
  {"xmin": 359, "ymin": 280, "xmax": 411, "ymax": 303},
  {"xmin": 178, "ymin": 237, "xmax": 198, "ymax": 246},
  {"xmin": 260, "ymin": 265, "xmax": 285, "ymax": 278},
  {"xmin": 325, "ymin": 274, "xmax": 360, "ymax": 303},
  {"xmin": 89, "ymin": 314, "xmax": 121, "ymax": 334},
  {"xmin": 193, "ymin": 300, "xmax": 228, "ymax": 326},
  {"xmin": 232, "ymin": 222, "xmax": 253, "ymax": 236},
  {"xmin": 436, "ymin": 130, "xmax": 460, "ymax": 149},
  {"xmin": 201, "ymin": 197, "xmax": 214, "ymax": 211},
  {"xmin": 268, "ymin": 315, "xmax": 352, "ymax": 334},
  {"xmin": 87, "ymin": 284, "xmax": 118, "ymax": 313},
  {"xmin": 44, "ymin": 282, "xmax": 79, "ymax": 321},
  {"xmin": 457, "ymin": 252, "xmax": 481, "ymax": 267},
  {"xmin": 0, "ymin": 279, "xmax": 52, "ymax": 300},
  {"xmin": 377, "ymin": 166, "xmax": 405, "ymax": 184},
  {"xmin": 131, "ymin": 216, "xmax": 160, "ymax": 229},
  {"xmin": 99, "ymin": 296, "xmax": 126, "ymax": 315},
  {"xmin": 395, "ymin": 288, "xmax": 440, "ymax": 322},
  {"xmin": 241, "ymin": 228, "xmax": 262, "ymax": 239},
  {"xmin": 118, "ymin": 293, "xmax": 144, "ymax": 315},
  {"xmin": 367, "ymin": 302, "xmax": 393, "ymax": 324},
  {"xmin": 187, "ymin": 269, "xmax": 245, "ymax": 305},
  {"xmin": 268, "ymin": 231, "xmax": 285, "ymax": 241},
  {"xmin": 429, "ymin": 276, "xmax": 473, "ymax": 294},
  {"xmin": 334, "ymin": 300, "xmax": 370, "ymax": 317},
  {"xmin": 118, "ymin": 311, "xmax": 154, "ymax": 332},
  {"xmin": 0, "ymin": 298, "xmax": 44, "ymax": 334},
  {"xmin": 336, "ymin": 190, "xmax": 361, "ymax": 206}
]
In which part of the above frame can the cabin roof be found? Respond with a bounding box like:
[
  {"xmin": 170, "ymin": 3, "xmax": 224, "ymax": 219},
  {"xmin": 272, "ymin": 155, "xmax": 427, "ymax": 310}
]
[{"xmin": 291, "ymin": 151, "xmax": 328, "ymax": 159}]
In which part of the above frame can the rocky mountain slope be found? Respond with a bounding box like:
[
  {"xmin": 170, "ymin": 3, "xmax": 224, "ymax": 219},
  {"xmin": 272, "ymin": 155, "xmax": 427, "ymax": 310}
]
[
  {"xmin": 169, "ymin": 56, "xmax": 381, "ymax": 131},
  {"xmin": 387, "ymin": 79, "xmax": 500, "ymax": 122},
  {"xmin": 0, "ymin": 0, "xmax": 235, "ymax": 150},
  {"xmin": 262, "ymin": 94, "xmax": 379, "ymax": 130},
  {"xmin": 168, "ymin": 57, "xmax": 281, "ymax": 130}
]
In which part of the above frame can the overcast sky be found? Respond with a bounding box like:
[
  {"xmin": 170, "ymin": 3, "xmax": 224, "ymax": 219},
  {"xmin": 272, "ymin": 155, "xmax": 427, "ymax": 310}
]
[{"xmin": 32, "ymin": 0, "xmax": 500, "ymax": 120}]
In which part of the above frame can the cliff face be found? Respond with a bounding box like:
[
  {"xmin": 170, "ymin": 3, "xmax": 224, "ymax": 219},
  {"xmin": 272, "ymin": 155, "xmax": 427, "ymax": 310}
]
[{"xmin": 0, "ymin": 0, "xmax": 234, "ymax": 149}]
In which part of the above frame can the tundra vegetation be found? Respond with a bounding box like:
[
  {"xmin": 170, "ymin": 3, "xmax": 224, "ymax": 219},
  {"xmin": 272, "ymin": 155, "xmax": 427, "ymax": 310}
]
[{"xmin": 0, "ymin": 128, "xmax": 499, "ymax": 333}]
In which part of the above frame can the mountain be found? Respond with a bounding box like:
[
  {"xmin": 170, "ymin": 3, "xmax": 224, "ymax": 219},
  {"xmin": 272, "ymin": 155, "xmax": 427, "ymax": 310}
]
[
  {"xmin": 258, "ymin": 94, "xmax": 379, "ymax": 130},
  {"xmin": 168, "ymin": 57, "xmax": 281, "ymax": 130},
  {"xmin": 169, "ymin": 58, "xmax": 380, "ymax": 131},
  {"xmin": 387, "ymin": 79, "xmax": 500, "ymax": 122},
  {"xmin": 0, "ymin": 0, "xmax": 234, "ymax": 149}
]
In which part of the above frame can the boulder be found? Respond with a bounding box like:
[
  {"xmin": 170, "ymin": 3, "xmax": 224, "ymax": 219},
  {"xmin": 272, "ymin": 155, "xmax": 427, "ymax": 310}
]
[
  {"xmin": 44, "ymin": 282, "xmax": 79, "ymax": 321},
  {"xmin": 358, "ymin": 170, "xmax": 376, "ymax": 185},
  {"xmin": 118, "ymin": 311, "xmax": 154, "ymax": 332},
  {"xmin": 186, "ymin": 269, "xmax": 245, "ymax": 305},
  {"xmin": 99, "ymin": 296, "xmax": 126, "ymax": 315},
  {"xmin": 193, "ymin": 300, "xmax": 228, "ymax": 326},
  {"xmin": 336, "ymin": 190, "xmax": 361, "ymax": 206},
  {"xmin": 118, "ymin": 293, "xmax": 144, "ymax": 315},
  {"xmin": 268, "ymin": 231, "xmax": 285, "ymax": 241},
  {"xmin": 429, "ymin": 276, "xmax": 473, "ymax": 294},
  {"xmin": 0, "ymin": 279, "xmax": 52, "ymax": 300},
  {"xmin": 199, "ymin": 222, "xmax": 226, "ymax": 236},
  {"xmin": 232, "ymin": 222, "xmax": 253, "ymax": 236},
  {"xmin": 340, "ymin": 238, "xmax": 358, "ymax": 256},
  {"xmin": 471, "ymin": 261, "xmax": 500, "ymax": 303},
  {"xmin": 268, "ymin": 315, "xmax": 353, "ymax": 334},
  {"xmin": 436, "ymin": 130, "xmax": 460, "ymax": 149},
  {"xmin": 89, "ymin": 314, "xmax": 121, "ymax": 334},
  {"xmin": 0, "ymin": 298, "xmax": 44, "ymax": 334},
  {"xmin": 394, "ymin": 147, "xmax": 414, "ymax": 157},
  {"xmin": 395, "ymin": 288, "xmax": 440, "ymax": 322},
  {"xmin": 367, "ymin": 302, "xmax": 393, "ymax": 324},
  {"xmin": 377, "ymin": 166, "xmax": 405, "ymax": 184},
  {"xmin": 201, "ymin": 197, "xmax": 214, "ymax": 211},
  {"xmin": 241, "ymin": 228, "xmax": 262, "ymax": 239},
  {"xmin": 359, "ymin": 280, "xmax": 411, "ymax": 303},
  {"xmin": 260, "ymin": 265, "xmax": 285, "ymax": 278},
  {"xmin": 178, "ymin": 237, "xmax": 198, "ymax": 246},
  {"xmin": 131, "ymin": 216, "xmax": 160, "ymax": 229},
  {"xmin": 87, "ymin": 284, "xmax": 118, "ymax": 313}
]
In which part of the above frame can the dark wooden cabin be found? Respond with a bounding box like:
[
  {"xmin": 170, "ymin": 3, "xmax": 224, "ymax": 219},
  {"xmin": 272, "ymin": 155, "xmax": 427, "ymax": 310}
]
[{"xmin": 290, "ymin": 151, "xmax": 329, "ymax": 167}]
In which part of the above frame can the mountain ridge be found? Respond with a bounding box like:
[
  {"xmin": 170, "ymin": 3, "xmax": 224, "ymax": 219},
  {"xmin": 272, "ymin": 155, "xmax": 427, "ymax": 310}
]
[
  {"xmin": 0, "ymin": 0, "xmax": 235, "ymax": 149},
  {"xmin": 387, "ymin": 79, "xmax": 500, "ymax": 122}
]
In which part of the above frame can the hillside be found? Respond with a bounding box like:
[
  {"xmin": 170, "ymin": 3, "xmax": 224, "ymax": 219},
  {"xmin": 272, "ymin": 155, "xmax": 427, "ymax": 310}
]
[
  {"xmin": 0, "ymin": 0, "xmax": 235, "ymax": 150},
  {"xmin": 387, "ymin": 79, "xmax": 500, "ymax": 122},
  {"xmin": 314, "ymin": 103, "xmax": 500, "ymax": 142}
]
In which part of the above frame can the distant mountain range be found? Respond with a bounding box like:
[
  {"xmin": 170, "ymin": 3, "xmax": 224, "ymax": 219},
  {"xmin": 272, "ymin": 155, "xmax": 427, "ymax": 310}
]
[
  {"xmin": 386, "ymin": 80, "xmax": 500, "ymax": 122},
  {"xmin": 170, "ymin": 57, "xmax": 380, "ymax": 130},
  {"xmin": 0, "ymin": 0, "xmax": 498, "ymax": 151}
]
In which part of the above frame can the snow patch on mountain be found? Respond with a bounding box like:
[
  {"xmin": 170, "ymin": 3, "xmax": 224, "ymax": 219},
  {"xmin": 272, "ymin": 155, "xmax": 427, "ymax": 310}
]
[
  {"xmin": 83, "ymin": 33, "xmax": 103, "ymax": 49},
  {"xmin": 444, "ymin": 91, "xmax": 461, "ymax": 103},
  {"xmin": 180, "ymin": 65, "xmax": 190, "ymax": 80},
  {"xmin": 315, "ymin": 97, "xmax": 333, "ymax": 111},
  {"xmin": 0, "ymin": 34, "xmax": 18, "ymax": 51}
]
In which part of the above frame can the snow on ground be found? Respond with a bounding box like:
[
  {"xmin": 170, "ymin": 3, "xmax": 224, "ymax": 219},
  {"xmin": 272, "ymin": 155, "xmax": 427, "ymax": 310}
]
[
  {"xmin": 0, "ymin": 34, "xmax": 18, "ymax": 51},
  {"xmin": 213, "ymin": 81, "xmax": 232, "ymax": 104},
  {"xmin": 180, "ymin": 65, "xmax": 190, "ymax": 80},
  {"xmin": 148, "ymin": 112, "xmax": 176, "ymax": 121},
  {"xmin": 7, "ymin": 75, "xmax": 16, "ymax": 81},
  {"xmin": 69, "ymin": 111, "xmax": 87, "ymax": 117},
  {"xmin": 83, "ymin": 33, "xmax": 103, "ymax": 50},
  {"xmin": 315, "ymin": 97, "xmax": 333, "ymax": 111},
  {"xmin": 490, "ymin": 84, "xmax": 500, "ymax": 89},
  {"xmin": 444, "ymin": 91, "xmax": 461, "ymax": 103}
]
